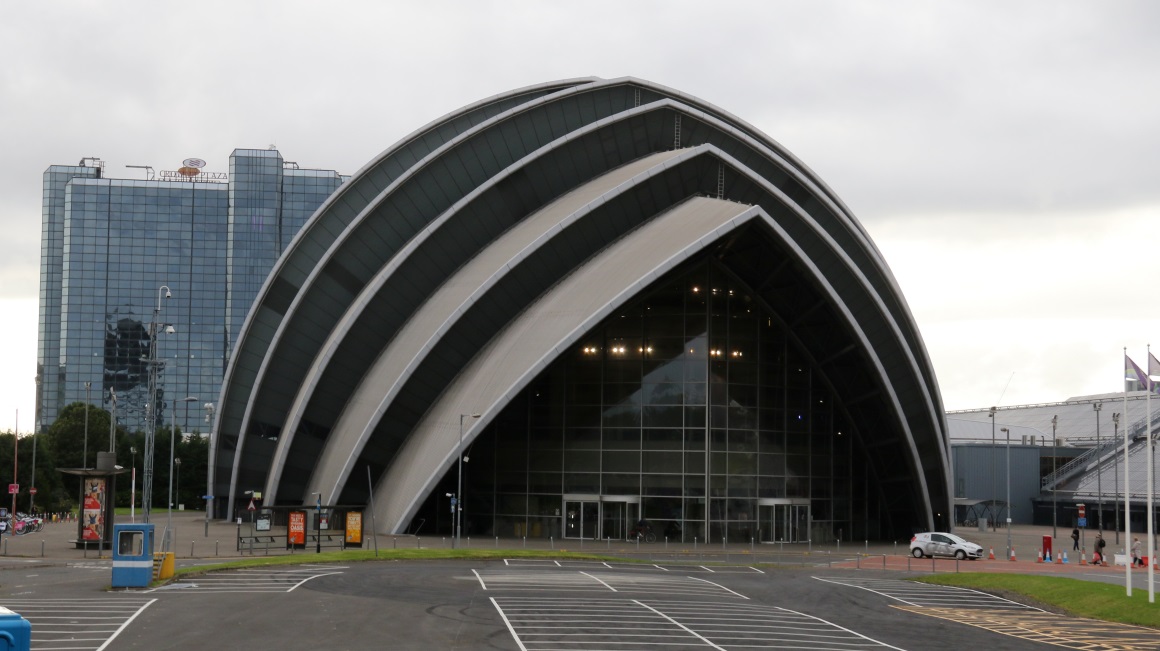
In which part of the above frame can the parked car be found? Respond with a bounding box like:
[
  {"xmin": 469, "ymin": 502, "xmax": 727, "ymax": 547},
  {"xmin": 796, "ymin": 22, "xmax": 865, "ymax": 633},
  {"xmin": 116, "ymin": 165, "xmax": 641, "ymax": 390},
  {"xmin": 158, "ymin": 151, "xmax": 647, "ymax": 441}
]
[{"xmin": 910, "ymin": 532, "xmax": 984, "ymax": 560}]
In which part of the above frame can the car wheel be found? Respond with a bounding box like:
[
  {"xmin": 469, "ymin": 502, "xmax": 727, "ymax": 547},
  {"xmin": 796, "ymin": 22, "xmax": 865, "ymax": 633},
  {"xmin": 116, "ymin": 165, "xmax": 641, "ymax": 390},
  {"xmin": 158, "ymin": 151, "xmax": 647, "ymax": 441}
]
[
  {"xmin": 955, "ymin": 550, "xmax": 966, "ymax": 560},
  {"xmin": 912, "ymin": 547, "xmax": 924, "ymax": 558}
]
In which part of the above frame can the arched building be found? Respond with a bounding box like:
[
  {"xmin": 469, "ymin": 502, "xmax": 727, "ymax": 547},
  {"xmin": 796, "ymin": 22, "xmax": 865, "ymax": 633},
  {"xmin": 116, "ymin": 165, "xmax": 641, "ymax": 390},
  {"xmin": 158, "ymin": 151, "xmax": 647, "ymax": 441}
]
[{"xmin": 210, "ymin": 77, "xmax": 951, "ymax": 543}]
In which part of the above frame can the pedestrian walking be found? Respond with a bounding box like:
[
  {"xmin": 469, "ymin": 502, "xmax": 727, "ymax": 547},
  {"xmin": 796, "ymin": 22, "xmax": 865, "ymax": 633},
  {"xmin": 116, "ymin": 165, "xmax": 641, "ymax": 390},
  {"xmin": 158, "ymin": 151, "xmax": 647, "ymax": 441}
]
[
  {"xmin": 1071, "ymin": 527, "xmax": 1080, "ymax": 551},
  {"xmin": 1132, "ymin": 537, "xmax": 1143, "ymax": 567}
]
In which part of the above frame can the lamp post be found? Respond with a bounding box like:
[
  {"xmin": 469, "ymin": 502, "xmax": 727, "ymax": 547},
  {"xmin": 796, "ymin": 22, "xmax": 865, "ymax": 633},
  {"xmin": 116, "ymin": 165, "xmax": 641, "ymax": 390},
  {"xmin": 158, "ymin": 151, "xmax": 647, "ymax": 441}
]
[
  {"xmin": 143, "ymin": 285, "xmax": 171, "ymax": 524},
  {"xmin": 30, "ymin": 378, "xmax": 37, "ymax": 514},
  {"xmin": 311, "ymin": 491, "xmax": 322, "ymax": 554},
  {"xmin": 455, "ymin": 413, "xmax": 481, "ymax": 548},
  {"xmin": 80, "ymin": 382, "xmax": 91, "ymax": 526},
  {"xmin": 203, "ymin": 402, "xmax": 214, "ymax": 537},
  {"xmin": 108, "ymin": 388, "xmax": 117, "ymax": 454},
  {"xmin": 1051, "ymin": 415, "xmax": 1058, "ymax": 540},
  {"xmin": 168, "ymin": 396, "xmax": 198, "ymax": 551},
  {"xmin": 130, "ymin": 446, "xmax": 136, "ymax": 522},
  {"xmin": 989, "ymin": 406, "xmax": 997, "ymax": 530},
  {"xmin": 1094, "ymin": 402, "xmax": 1103, "ymax": 532},
  {"xmin": 1002, "ymin": 426, "xmax": 1011, "ymax": 559},
  {"xmin": 174, "ymin": 458, "xmax": 181, "ymax": 511},
  {"xmin": 1113, "ymin": 412, "xmax": 1120, "ymax": 544}
]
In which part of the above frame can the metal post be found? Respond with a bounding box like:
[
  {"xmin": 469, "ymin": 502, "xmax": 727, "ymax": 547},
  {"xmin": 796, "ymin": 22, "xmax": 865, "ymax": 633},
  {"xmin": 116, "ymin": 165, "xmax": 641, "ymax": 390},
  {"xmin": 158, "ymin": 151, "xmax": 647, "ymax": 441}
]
[
  {"xmin": 1051, "ymin": 415, "xmax": 1058, "ymax": 540},
  {"xmin": 1094, "ymin": 403, "xmax": 1103, "ymax": 533},
  {"xmin": 1002, "ymin": 426, "xmax": 1011, "ymax": 559},
  {"xmin": 989, "ymin": 406, "xmax": 996, "ymax": 530},
  {"xmin": 456, "ymin": 413, "xmax": 480, "ymax": 549},
  {"xmin": 315, "ymin": 492, "xmax": 322, "ymax": 554},
  {"xmin": 1113, "ymin": 412, "xmax": 1120, "ymax": 544}
]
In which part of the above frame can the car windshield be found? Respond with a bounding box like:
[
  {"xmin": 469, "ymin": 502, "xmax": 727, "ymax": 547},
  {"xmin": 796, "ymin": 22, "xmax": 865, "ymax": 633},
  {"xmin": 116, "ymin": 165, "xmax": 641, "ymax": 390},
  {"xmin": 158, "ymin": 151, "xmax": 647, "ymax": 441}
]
[{"xmin": 946, "ymin": 533, "xmax": 970, "ymax": 545}]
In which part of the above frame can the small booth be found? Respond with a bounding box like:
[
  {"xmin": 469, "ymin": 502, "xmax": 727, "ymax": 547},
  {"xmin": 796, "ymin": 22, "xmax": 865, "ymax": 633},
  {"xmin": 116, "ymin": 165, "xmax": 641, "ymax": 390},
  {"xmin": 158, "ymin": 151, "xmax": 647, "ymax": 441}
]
[
  {"xmin": 111, "ymin": 523, "xmax": 155, "ymax": 588},
  {"xmin": 0, "ymin": 607, "xmax": 30, "ymax": 651}
]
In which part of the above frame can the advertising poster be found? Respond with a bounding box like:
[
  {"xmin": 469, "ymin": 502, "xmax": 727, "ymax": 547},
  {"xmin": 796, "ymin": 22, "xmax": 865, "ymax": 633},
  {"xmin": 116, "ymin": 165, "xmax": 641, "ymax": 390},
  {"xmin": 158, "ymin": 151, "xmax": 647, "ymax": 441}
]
[
  {"xmin": 345, "ymin": 511, "xmax": 362, "ymax": 544},
  {"xmin": 288, "ymin": 511, "xmax": 306, "ymax": 546},
  {"xmin": 82, "ymin": 478, "xmax": 106, "ymax": 541}
]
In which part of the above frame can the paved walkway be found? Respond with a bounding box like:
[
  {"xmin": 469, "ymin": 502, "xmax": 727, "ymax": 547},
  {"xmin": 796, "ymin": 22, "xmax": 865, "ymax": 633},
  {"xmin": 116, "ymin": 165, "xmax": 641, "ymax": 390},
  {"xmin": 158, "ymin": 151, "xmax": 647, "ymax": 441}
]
[{"xmin": 2, "ymin": 512, "xmax": 1154, "ymax": 579}]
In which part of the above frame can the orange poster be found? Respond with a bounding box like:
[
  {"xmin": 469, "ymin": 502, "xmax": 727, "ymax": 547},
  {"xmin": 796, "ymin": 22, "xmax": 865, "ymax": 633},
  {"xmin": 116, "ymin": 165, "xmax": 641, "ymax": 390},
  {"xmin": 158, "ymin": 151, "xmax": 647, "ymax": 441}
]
[
  {"xmin": 288, "ymin": 511, "xmax": 306, "ymax": 545},
  {"xmin": 345, "ymin": 511, "xmax": 362, "ymax": 544},
  {"xmin": 82, "ymin": 478, "xmax": 105, "ymax": 541}
]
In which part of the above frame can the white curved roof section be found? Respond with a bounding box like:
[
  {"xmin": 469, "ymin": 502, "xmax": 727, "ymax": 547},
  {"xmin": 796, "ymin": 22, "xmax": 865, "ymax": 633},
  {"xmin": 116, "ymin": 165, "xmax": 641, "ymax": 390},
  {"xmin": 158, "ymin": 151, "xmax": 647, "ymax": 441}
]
[{"xmin": 212, "ymin": 77, "xmax": 951, "ymax": 536}]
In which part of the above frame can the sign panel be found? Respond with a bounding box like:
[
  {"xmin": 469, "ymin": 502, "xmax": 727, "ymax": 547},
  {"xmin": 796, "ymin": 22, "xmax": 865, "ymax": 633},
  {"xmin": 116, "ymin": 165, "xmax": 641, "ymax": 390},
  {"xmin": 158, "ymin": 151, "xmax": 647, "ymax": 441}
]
[
  {"xmin": 82, "ymin": 478, "xmax": 106, "ymax": 541},
  {"xmin": 255, "ymin": 514, "xmax": 271, "ymax": 532},
  {"xmin": 345, "ymin": 511, "xmax": 363, "ymax": 544},
  {"xmin": 288, "ymin": 511, "xmax": 306, "ymax": 546},
  {"xmin": 1078, "ymin": 517, "xmax": 1087, "ymax": 527},
  {"xmin": 7, "ymin": 484, "xmax": 17, "ymax": 494},
  {"xmin": 29, "ymin": 487, "xmax": 37, "ymax": 495}
]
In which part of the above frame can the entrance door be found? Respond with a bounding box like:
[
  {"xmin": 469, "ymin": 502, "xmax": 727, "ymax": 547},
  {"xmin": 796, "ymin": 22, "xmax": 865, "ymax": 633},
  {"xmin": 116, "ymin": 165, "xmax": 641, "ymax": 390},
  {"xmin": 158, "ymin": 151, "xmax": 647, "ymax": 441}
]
[
  {"xmin": 599, "ymin": 498, "xmax": 638, "ymax": 540},
  {"xmin": 758, "ymin": 499, "xmax": 810, "ymax": 543},
  {"xmin": 564, "ymin": 500, "xmax": 599, "ymax": 539}
]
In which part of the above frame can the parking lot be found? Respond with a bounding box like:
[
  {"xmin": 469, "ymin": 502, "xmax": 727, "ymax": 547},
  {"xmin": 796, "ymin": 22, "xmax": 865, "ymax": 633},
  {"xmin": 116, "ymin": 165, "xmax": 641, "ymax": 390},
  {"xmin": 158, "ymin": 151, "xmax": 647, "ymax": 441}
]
[{"xmin": 1, "ymin": 513, "xmax": 1160, "ymax": 649}]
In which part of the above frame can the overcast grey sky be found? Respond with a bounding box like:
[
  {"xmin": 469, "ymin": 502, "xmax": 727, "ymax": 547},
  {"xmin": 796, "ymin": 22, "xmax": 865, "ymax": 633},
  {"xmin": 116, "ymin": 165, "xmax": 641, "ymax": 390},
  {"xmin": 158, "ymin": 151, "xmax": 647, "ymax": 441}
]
[{"xmin": 2, "ymin": 1, "xmax": 1158, "ymax": 432}]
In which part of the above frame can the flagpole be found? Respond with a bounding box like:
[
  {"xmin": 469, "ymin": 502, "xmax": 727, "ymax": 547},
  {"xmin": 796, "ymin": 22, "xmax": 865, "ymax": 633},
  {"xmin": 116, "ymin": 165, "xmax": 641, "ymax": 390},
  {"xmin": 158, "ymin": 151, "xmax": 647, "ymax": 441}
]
[
  {"xmin": 1125, "ymin": 347, "xmax": 1132, "ymax": 596},
  {"xmin": 1148, "ymin": 344, "xmax": 1154, "ymax": 603}
]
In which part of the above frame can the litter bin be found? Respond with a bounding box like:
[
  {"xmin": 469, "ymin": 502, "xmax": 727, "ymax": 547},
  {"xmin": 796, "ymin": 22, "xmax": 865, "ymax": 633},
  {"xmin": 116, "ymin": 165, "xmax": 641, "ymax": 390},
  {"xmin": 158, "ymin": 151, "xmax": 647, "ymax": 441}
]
[
  {"xmin": 111, "ymin": 523, "xmax": 155, "ymax": 588},
  {"xmin": 1042, "ymin": 535, "xmax": 1052, "ymax": 561},
  {"xmin": 0, "ymin": 607, "xmax": 30, "ymax": 650},
  {"xmin": 977, "ymin": 517, "xmax": 987, "ymax": 532}
]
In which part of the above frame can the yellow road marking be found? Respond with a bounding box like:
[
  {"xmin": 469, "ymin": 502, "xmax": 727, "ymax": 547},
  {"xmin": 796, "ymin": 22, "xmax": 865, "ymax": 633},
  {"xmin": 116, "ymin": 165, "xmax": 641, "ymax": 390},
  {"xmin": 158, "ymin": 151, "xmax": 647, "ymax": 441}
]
[{"xmin": 894, "ymin": 606, "xmax": 1160, "ymax": 650}]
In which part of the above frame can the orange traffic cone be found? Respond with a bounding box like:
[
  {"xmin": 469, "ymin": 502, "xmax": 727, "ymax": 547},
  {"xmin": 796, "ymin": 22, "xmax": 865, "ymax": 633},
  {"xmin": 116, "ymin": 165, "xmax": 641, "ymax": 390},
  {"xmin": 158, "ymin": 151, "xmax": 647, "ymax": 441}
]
[
  {"xmin": 1036, "ymin": 550, "xmax": 1043, "ymax": 563},
  {"xmin": 1080, "ymin": 550, "xmax": 1088, "ymax": 565},
  {"xmin": 1010, "ymin": 546, "xmax": 1017, "ymax": 561},
  {"xmin": 988, "ymin": 546, "xmax": 996, "ymax": 560},
  {"xmin": 1055, "ymin": 551, "xmax": 1062, "ymax": 564}
]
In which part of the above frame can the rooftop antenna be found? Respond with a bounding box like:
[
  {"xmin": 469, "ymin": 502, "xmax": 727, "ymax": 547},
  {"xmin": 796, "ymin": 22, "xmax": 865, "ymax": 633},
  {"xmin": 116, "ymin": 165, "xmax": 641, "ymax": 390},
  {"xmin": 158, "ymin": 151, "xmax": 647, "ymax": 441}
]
[
  {"xmin": 126, "ymin": 165, "xmax": 155, "ymax": 181},
  {"xmin": 995, "ymin": 371, "xmax": 1015, "ymax": 407}
]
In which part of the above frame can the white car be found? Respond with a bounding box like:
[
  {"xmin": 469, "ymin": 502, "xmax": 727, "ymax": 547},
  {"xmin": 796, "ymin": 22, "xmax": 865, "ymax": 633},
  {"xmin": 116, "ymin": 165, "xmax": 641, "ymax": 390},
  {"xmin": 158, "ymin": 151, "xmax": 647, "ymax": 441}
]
[{"xmin": 910, "ymin": 532, "xmax": 984, "ymax": 560}]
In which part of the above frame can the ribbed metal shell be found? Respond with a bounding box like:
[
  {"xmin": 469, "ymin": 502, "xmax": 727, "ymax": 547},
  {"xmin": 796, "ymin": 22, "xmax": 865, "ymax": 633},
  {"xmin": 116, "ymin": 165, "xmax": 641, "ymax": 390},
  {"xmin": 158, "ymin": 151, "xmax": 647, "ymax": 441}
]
[{"xmin": 210, "ymin": 77, "xmax": 951, "ymax": 536}]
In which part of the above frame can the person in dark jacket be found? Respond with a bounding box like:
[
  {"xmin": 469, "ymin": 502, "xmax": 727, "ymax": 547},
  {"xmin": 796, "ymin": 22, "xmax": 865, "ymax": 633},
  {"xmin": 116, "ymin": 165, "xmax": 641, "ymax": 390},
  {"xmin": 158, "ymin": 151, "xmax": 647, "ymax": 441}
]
[{"xmin": 1071, "ymin": 527, "xmax": 1080, "ymax": 551}]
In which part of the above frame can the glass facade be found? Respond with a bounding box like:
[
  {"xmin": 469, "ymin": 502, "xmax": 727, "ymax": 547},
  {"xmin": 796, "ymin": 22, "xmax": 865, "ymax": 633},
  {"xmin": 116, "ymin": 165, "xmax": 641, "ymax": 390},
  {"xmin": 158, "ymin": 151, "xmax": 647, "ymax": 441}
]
[
  {"xmin": 38, "ymin": 150, "xmax": 345, "ymax": 434},
  {"xmin": 420, "ymin": 260, "xmax": 866, "ymax": 544}
]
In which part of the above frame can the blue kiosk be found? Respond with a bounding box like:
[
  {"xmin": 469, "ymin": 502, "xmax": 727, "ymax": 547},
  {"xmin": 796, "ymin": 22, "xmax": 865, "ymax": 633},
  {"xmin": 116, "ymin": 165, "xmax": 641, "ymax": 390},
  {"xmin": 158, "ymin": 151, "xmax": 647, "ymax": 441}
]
[
  {"xmin": 0, "ymin": 607, "xmax": 30, "ymax": 651},
  {"xmin": 111, "ymin": 523, "xmax": 155, "ymax": 588}
]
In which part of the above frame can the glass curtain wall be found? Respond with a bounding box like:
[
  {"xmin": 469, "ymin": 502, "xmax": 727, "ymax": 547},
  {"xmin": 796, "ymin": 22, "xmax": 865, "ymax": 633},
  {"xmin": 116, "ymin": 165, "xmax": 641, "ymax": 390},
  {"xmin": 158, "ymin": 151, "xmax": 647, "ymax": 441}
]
[{"xmin": 434, "ymin": 259, "xmax": 862, "ymax": 544}]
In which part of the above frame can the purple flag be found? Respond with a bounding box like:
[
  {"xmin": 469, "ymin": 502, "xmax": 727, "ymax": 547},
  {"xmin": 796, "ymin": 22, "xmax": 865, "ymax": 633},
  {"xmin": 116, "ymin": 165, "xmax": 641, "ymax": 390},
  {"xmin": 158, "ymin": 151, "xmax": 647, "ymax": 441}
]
[
  {"xmin": 1150, "ymin": 352, "xmax": 1160, "ymax": 395},
  {"xmin": 1127, "ymin": 354, "xmax": 1151, "ymax": 390}
]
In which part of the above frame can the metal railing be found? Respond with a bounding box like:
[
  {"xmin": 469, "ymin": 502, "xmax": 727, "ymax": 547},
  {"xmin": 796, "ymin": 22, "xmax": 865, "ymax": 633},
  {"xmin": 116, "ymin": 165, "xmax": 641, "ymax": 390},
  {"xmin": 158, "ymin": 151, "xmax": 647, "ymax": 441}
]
[{"xmin": 1042, "ymin": 416, "xmax": 1151, "ymax": 489}]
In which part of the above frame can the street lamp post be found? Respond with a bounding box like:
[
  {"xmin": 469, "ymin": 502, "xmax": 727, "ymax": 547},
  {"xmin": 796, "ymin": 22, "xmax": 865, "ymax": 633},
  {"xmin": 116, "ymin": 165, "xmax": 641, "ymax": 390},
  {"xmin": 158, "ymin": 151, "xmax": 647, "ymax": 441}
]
[
  {"xmin": 1051, "ymin": 415, "xmax": 1058, "ymax": 540},
  {"xmin": 989, "ymin": 406, "xmax": 997, "ymax": 530},
  {"xmin": 143, "ymin": 285, "xmax": 171, "ymax": 525},
  {"xmin": 455, "ymin": 413, "xmax": 481, "ymax": 548},
  {"xmin": 80, "ymin": 382, "xmax": 91, "ymax": 527},
  {"xmin": 175, "ymin": 458, "xmax": 181, "ymax": 511},
  {"xmin": 168, "ymin": 396, "xmax": 198, "ymax": 552},
  {"xmin": 1113, "ymin": 412, "xmax": 1120, "ymax": 544},
  {"xmin": 108, "ymin": 388, "xmax": 117, "ymax": 454},
  {"xmin": 130, "ymin": 446, "xmax": 136, "ymax": 522},
  {"xmin": 1094, "ymin": 402, "xmax": 1103, "ymax": 533},
  {"xmin": 1002, "ymin": 426, "xmax": 1012, "ymax": 559},
  {"xmin": 30, "ymin": 378, "xmax": 37, "ymax": 513},
  {"xmin": 204, "ymin": 402, "xmax": 214, "ymax": 537},
  {"xmin": 311, "ymin": 491, "xmax": 322, "ymax": 554}
]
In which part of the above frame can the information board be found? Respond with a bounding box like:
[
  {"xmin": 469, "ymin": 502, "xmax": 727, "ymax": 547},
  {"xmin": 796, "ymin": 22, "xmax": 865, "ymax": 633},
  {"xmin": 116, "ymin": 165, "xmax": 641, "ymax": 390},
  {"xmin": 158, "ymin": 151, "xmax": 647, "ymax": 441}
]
[{"xmin": 288, "ymin": 511, "xmax": 306, "ymax": 546}]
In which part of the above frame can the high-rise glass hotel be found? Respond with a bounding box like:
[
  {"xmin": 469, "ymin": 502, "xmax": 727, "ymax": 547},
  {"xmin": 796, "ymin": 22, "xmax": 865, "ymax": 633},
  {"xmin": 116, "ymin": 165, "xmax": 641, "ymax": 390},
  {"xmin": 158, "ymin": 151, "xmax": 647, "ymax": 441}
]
[{"xmin": 37, "ymin": 149, "xmax": 345, "ymax": 435}]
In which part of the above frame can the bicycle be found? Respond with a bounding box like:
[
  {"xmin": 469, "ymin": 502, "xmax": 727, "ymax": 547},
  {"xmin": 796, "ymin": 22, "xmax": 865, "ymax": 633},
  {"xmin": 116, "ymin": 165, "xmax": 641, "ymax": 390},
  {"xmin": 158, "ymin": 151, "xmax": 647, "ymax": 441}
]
[{"xmin": 628, "ymin": 525, "xmax": 656, "ymax": 543}]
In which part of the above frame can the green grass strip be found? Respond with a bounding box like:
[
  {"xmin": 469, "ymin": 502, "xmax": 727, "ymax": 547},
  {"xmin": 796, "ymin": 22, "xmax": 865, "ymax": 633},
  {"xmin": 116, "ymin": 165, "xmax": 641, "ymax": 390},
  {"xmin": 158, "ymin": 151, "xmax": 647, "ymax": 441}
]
[{"xmin": 917, "ymin": 573, "xmax": 1160, "ymax": 629}]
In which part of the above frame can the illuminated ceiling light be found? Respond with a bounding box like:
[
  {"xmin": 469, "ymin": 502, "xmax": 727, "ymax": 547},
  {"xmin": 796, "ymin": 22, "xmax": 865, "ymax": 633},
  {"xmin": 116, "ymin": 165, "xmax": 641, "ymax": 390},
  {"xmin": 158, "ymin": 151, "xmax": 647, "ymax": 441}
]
[{"xmin": 692, "ymin": 286, "xmax": 700, "ymax": 293}]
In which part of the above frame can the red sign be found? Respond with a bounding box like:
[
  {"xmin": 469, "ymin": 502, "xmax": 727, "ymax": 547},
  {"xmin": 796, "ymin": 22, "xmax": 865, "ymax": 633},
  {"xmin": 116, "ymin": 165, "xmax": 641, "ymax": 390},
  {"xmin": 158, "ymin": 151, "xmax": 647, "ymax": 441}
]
[
  {"xmin": 1078, "ymin": 503, "xmax": 1086, "ymax": 518},
  {"xmin": 7, "ymin": 484, "xmax": 17, "ymax": 494},
  {"xmin": 29, "ymin": 487, "xmax": 37, "ymax": 495},
  {"xmin": 288, "ymin": 511, "xmax": 306, "ymax": 546},
  {"xmin": 247, "ymin": 498, "xmax": 256, "ymax": 511}
]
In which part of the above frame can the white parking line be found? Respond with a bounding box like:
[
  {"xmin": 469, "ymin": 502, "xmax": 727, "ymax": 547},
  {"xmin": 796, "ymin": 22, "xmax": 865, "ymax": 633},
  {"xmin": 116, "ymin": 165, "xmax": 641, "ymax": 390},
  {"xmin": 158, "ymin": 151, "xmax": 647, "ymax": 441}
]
[
  {"xmin": 814, "ymin": 576, "xmax": 1043, "ymax": 611},
  {"xmin": 3, "ymin": 598, "xmax": 155, "ymax": 651},
  {"xmin": 492, "ymin": 597, "xmax": 909, "ymax": 650}
]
